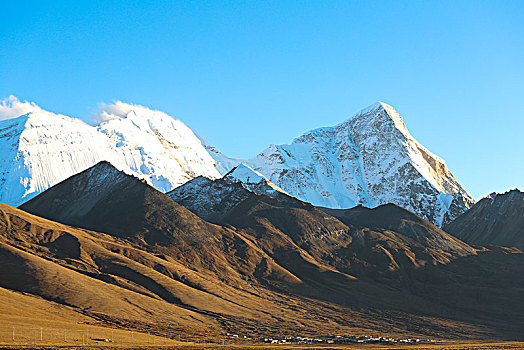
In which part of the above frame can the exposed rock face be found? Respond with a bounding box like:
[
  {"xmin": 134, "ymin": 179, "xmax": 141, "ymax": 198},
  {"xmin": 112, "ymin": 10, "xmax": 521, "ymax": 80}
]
[
  {"xmin": 167, "ymin": 163, "xmax": 289, "ymax": 222},
  {"xmin": 242, "ymin": 102, "xmax": 473, "ymax": 226},
  {"xmin": 167, "ymin": 176, "xmax": 251, "ymax": 222},
  {"xmin": 444, "ymin": 189, "xmax": 524, "ymax": 249}
]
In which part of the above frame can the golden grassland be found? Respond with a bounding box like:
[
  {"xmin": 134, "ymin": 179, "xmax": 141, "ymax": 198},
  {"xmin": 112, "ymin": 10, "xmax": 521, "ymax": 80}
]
[
  {"xmin": 1, "ymin": 340, "xmax": 524, "ymax": 349},
  {"xmin": 1, "ymin": 287, "xmax": 523, "ymax": 350}
]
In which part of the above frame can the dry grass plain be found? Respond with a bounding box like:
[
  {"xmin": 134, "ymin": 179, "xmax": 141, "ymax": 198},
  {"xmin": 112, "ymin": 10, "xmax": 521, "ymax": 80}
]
[
  {"xmin": 1, "ymin": 340, "xmax": 524, "ymax": 350},
  {"xmin": 0, "ymin": 286, "xmax": 189, "ymax": 348},
  {"xmin": 1, "ymin": 284, "xmax": 523, "ymax": 350}
]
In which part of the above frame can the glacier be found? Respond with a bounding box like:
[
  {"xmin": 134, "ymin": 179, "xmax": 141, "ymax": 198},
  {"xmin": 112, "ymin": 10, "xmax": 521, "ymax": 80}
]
[{"xmin": 0, "ymin": 97, "xmax": 220, "ymax": 206}]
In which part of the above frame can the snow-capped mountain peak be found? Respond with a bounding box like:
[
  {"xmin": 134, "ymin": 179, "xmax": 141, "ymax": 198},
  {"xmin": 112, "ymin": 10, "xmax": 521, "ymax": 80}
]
[
  {"xmin": 363, "ymin": 101, "xmax": 409, "ymax": 135},
  {"xmin": 1, "ymin": 96, "xmax": 473, "ymax": 226},
  {"xmin": 223, "ymin": 163, "xmax": 287, "ymax": 196},
  {"xmin": 241, "ymin": 102, "xmax": 473, "ymax": 226},
  {"xmin": 167, "ymin": 164, "xmax": 289, "ymax": 222},
  {"xmin": 0, "ymin": 97, "xmax": 221, "ymax": 206},
  {"xmin": 224, "ymin": 163, "xmax": 266, "ymax": 183}
]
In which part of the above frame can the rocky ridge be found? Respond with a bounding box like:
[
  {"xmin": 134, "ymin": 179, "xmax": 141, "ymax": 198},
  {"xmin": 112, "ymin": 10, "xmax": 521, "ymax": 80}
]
[
  {"xmin": 167, "ymin": 163, "xmax": 289, "ymax": 222},
  {"xmin": 444, "ymin": 189, "xmax": 524, "ymax": 249}
]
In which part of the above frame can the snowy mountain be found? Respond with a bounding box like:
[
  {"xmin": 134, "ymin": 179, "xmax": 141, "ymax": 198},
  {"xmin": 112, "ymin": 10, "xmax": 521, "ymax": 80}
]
[
  {"xmin": 223, "ymin": 163, "xmax": 288, "ymax": 196},
  {"xmin": 236, "ymin": 102, "xmax": 474, "ymax": 226},
  {"xmin": 167, "ymin": 163, "xmax": 288, "ymax": 221},
  {"xmin": 0, "ymin": 97, "xmax": 220, "ymax": 206},
  {"xmin": 1, "ymin": 96, "xmax": 472, "ymax": 226}
]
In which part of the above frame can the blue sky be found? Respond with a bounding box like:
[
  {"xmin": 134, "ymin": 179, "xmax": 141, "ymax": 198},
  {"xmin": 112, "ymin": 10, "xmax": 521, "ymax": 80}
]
[{"xmin": 0, "ymin": 1, "xmax": 522, "ymax": 199}]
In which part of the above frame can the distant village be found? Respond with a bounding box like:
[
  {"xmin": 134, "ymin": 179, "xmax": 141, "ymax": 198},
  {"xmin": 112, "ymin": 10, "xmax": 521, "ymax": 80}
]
[{"xmin": 222, "ymin": 332, "xmax": 434, "ymax": 344}]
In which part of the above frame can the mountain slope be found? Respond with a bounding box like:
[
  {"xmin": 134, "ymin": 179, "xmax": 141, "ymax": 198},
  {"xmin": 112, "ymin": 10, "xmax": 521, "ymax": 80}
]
[
  {"xmin": 19, "ymin": 161, "xmax": 300, "ymax": 287},
  {"xmin": 9, "ymin": 165, "xmax": 524, "ymax": 340},
  {"xmin": 321, "ymin": 204, "xmax": 476, "ymax": 274},
  {"xmin": 167, "ymin": 170, "xmax": 476, "ymax": 282},
  {"xmin": 0, "ymin": 203, "xmax": 219, "ymax": 332},
  {"xmin": 7, "ymin": 165, "xmax": 460, "ymax": 338},
  {"xmin": 444, "ymin": 189, "xmax": 524, "ymax": 249},
  {"xmin": 160, "ymin": 173, "xmax": 524, "ymax": 339},
  {"xmin": 4, "ymin": 202, "xmax": 368, "ymax": 339},
  {"xmin": 240, "ymin": 102, "xmax": 473, "ymax": 226},
  {"xmin": 221, "ymin": 197, "xmax": 476, "ymax": 282},
  {"xmin": 167, "ymin": 163, "xmax": 289, "ymax": 222},
  {"xmin": 0, "ymin": 112, "xmax": 107, "ymax": 206},
  {"xmin": 0, "ymin": 100, "xmax": 220, "ymax": 206}
]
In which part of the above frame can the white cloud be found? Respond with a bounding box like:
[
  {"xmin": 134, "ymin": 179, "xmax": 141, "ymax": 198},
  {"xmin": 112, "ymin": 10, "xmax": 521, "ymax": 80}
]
[
  {"xmin": 1, "ymin": 96, "xmax": 178, "ymax": 127},
  {"xmin": 93, "ymin": 101, "xmax": 172, "ymax": 124},
  {"xmin": 0, "ymin": 95, "xmax": 45, "ymax": 121}
]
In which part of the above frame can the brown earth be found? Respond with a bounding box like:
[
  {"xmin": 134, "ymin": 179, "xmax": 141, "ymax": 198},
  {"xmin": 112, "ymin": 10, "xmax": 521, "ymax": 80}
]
[
  {"xmin": 2, "ymin": 341, "xmax": 524, "ymax": 350},
  {"xmin": 5, "ymin": 162, "xmax": 524, "ymax": 341}
]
